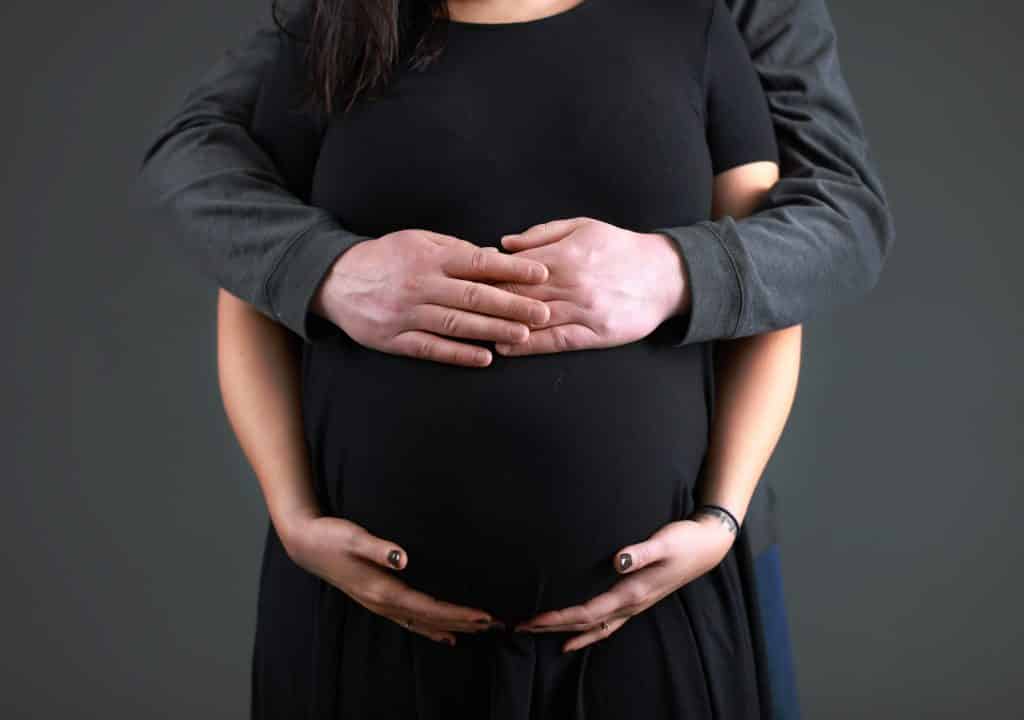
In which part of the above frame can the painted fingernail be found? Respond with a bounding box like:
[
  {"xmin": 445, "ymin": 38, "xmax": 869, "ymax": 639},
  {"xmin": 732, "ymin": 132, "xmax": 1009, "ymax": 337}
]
[
  {"xmin": 446, "ymin": 637, "xmax": 456, "ymax": 646},
  {"xmin": 617, "ymin": 553, "xmax": 633, "ymax": 572},
  {"xmin": 387, "ymin": 549, "xmax": 402, "ymax": 568},
  {"xmin": 475, "ymin": 616, "xmax": 494, "ymax": 624}
]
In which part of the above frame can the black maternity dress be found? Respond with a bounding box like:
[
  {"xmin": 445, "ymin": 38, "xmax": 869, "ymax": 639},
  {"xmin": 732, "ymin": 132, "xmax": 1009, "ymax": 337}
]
[{"xmin": 248, "ymin": 0, "xmax": 780, "ymax": 717}]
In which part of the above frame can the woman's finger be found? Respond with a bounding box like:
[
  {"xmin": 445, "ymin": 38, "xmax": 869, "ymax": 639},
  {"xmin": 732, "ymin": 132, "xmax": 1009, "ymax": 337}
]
[
  {"xmin": 381, "ymin": 613, "xmax": 458, "ymax": 646},
  {"xmin": 516, "ymin": 559, "xmax": 688, "ymax": 633},
  {"xmin": 355, "ymin": 577, "xmax": 498, "ymax": 634},
  {"xmin": 562, "ymin": 614, "xmax": 631, "ymax": 653},
  {"xmin": 374, "ymin": 580, "xmax": 499, "ymax": 631},
  {"xmin": 500, "ymin": 217, "xmax": 589, "ymax": 250},
  {"xmin": 340, "ymin": 520, "xmax": 410, "ymax": 571},
  {"xmin": 515, "ymin": 575, "xmax": 648, "ymax": 633},
  {"xmin": 612, "ymin": 528, "xmax": 675, "ymax": 575}
]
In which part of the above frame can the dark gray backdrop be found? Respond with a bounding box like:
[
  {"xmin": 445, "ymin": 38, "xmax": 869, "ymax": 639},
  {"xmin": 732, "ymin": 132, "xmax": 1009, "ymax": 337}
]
[{"xmin": 5, "ymin": 0, "xmax": 1021, "ymax": 717}]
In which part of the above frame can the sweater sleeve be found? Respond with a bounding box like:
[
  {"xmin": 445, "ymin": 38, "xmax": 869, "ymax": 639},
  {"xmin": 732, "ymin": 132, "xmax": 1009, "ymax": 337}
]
[
  {"xmin": 653, "ymin": 0, "xmax": 894, "ymax": 346},
  {"xmin": 137, "ymin": 4, "xmax": 373, "ymax": 343}
]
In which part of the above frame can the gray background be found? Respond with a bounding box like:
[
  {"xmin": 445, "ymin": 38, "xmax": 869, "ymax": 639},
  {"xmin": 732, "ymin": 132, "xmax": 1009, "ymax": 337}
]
[{"xmin": 4, "ymin": 0, "xmax": 1021, "ymax": 717}]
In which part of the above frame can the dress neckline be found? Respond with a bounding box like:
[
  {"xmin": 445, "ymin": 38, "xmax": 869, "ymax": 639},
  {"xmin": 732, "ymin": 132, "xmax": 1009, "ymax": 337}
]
[{"xmin": 439, "ymin": 0, "xmax": 600, "ymax": 31}]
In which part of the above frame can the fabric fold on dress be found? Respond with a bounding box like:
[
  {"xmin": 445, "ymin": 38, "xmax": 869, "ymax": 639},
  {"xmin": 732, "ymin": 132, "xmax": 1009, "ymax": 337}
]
[{"xmin": 488, "ymin": 630, "xmax": 538, "ymax": 720}]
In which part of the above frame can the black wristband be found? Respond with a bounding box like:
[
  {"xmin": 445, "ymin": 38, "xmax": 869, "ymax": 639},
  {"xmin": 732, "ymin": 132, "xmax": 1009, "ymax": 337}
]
[{"xmin": 694, "ymin": 503, "xmax": 741, "ymax": 534}]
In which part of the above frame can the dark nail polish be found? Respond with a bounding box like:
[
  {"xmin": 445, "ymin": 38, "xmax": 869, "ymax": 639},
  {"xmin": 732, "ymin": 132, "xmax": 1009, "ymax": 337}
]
[
  {"xmin": 387, "ymin": 549, "xmax": 402, "ymax": 568},
  {"xmin": 475, "ymin": 617, "xmax": 493, "ymax": 624},
  {"xmin": 617, "ymin": 553, "xmax": 633, "ymax": 572}
]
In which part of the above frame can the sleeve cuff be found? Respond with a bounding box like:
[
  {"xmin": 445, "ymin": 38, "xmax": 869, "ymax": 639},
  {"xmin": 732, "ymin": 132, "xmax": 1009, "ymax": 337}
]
[
  {"xmin": 264, "ymin": 218, "xmax": 373, "ymax": 343},
  {"xmin": 651, "ymin": 221, "xmax": 743, "ymax": 346}
]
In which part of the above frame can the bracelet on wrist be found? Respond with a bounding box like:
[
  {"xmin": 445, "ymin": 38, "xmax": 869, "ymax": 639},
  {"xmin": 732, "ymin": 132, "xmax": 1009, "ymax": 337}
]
[{"xmin": 691, "ymin": 503, "xmax": 741, "ymax": 536}]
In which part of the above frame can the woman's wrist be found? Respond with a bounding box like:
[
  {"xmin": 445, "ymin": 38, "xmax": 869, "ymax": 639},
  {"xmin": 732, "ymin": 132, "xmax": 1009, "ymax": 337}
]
[
  {"xmin": 688, "ymin": 503, "xmax": 742, "ymax": 555},
  {"xmin": 692, "ymin": 503, "xmax": 741, "ymax": 536},
  {"xmin": 275, "ymin": 503, "xmax": 324, "ymax": 562}
]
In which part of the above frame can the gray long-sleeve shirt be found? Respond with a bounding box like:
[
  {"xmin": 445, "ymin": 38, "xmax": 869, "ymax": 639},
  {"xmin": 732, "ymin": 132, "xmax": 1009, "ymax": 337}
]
[{"xmin": 138, "ymin": 0, "xmax": 894, "ymax": 554}]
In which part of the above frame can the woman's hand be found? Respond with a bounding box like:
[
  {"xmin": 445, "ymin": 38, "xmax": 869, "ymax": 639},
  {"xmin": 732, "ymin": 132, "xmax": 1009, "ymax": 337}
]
[
  {"xmin": 512, "ymin": 513, "xmax": 737, "ymax": 653},
  {"xmin": 279, "ymin": 508, "xmax": 502, "ymax": 646}
]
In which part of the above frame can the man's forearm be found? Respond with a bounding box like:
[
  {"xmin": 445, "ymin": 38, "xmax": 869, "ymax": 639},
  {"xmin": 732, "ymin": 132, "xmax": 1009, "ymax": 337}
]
[
  {"xmin": 138, "ymin": 22, "xmax": 370, "ymax": 342},
  {"xmin": 656, "ymin": 0, "xmax": 895, "ymax": 346}
]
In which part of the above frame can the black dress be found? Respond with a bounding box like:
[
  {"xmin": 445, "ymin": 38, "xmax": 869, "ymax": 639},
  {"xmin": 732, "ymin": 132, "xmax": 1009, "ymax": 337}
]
[{"xmin": 249, "ymin": 0, "xmax": 779, "ymax": 717}]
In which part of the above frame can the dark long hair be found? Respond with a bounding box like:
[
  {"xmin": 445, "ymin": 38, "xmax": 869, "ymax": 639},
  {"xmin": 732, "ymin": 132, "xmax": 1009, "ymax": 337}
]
[{"xmin": 271, "ymin": 0, "xmax": 451, "ymax": 118}]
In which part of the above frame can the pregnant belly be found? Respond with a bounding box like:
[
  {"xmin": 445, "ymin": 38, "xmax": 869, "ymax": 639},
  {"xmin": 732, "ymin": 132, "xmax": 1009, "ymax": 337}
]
[{"xmin": 301, "ymin": 331, "xmax": 711, "ymax": 626}]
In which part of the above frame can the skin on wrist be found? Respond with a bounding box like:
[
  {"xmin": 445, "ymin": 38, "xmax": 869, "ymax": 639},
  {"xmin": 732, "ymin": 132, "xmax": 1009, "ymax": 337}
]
[
  {"xmin": 310, "ymin": 241, "xmax": 364, "ymax": 321},
  {"xmin": 690, "ymin": 508, "xmax": 739, "ymax": 556},
  {"xmin": 636, "ymin": 231, "xmax": 692, "ymax": 321},
  {"xmin": 275, "ymin": 502, "xmax": 323, "ymax": 561}
]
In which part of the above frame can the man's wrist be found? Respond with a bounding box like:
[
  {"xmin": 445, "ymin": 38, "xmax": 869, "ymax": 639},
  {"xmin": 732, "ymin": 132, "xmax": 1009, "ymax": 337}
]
[
  {"xmin": 638, "ymin": 231, "xmax": 692, "ymax": 321},
  {"xmin": 266, "ymin": 219, "xmax": 373, "ymax": 342},
  {"xmin": 650, "ymin": 222, "xmax": 743, "ymax": 346}
]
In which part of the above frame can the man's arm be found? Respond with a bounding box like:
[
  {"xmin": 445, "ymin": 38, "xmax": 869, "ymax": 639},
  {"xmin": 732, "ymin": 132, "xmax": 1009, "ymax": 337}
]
[
  {"xmin": 655, "ymin": 0, "xmax": 895, "ymax": 345},
  {"xmin": 140, "ymin": 0, "xmax": 893, "ymax": 348},
  {"xmin": 138, "ymin": 20, "xmax": 373, "ymax": 343}
]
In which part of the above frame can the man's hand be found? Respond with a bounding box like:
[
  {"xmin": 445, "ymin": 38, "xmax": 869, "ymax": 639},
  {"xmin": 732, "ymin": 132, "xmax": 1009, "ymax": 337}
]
[
  {"xmin": 312, "ymin": 229, "xmax": 552, "ymax": 367},
  {"xmin": 493, "ymin": 217, "xmax": 691, "ymax": 355},
  {"xmin": 280, "ymin": 509, "xmax": 504, "ymax": 646},
  {"xmin": 511, "ymin": 512, "xmax": 735, "ymax": 653}
]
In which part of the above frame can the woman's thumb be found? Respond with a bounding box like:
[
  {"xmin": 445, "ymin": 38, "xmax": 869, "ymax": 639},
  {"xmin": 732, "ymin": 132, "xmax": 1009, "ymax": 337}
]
[{"xmin": 351, "ymin": 526, "xmax": 408, "ymax": 571}]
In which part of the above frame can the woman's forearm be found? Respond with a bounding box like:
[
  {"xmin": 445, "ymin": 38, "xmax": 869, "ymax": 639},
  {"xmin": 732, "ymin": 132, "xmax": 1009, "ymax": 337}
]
[
  {"xmin": 216, "ymin": 288, "xmax": 320, "ymax": 548},
  {"xmin": 697, "ymin": 325, "xmax": 802, "ymax": 523}
]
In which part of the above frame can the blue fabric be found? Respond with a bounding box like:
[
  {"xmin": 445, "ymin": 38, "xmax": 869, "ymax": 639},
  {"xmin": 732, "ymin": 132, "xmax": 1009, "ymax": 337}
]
[{"xmin": 754, "ymin": 544, "xmax": 801, "ymax": 720}]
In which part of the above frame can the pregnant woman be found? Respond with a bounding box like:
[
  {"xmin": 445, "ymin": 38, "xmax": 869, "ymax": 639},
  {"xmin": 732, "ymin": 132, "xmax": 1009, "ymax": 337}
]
[{"xmin": 217, "ymin": 0, "xmax": 801, "ymax": 717}]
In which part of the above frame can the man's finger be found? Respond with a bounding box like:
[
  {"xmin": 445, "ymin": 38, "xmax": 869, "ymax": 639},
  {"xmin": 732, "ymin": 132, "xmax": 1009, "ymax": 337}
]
[
  {"xmin": 428, "ymin": 277, "xmax": 550, "ymax": 327},
  {"xmin": 442, "ymin": 244, "xmax": 549, "ymax": 284},
  {"xmin": 495, "ymin": 323, "xmax": 599, "ymax": 356},
  {"xmin": 392, "ymin": 329, "xmax": 493, "ymax": 367},
  {"xmin": 416, "ymin": 229, "xmax": 470, "ymax": 247},
  {"xmin": 500, "ymin": 217, "xmax": 588, "ymax": 251}
]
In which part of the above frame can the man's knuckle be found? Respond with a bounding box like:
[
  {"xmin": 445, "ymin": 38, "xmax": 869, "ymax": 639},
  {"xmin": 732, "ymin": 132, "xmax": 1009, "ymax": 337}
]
[
  {"xmin": 414, "ymin": 338, "xmax": 433, "ymax": 359},
  {"xmin": 553, "ymin": 326, "xmax": 574, "ymax": 351},
  {"xmin": 401, "ymin": 273, "xmax": 422, "ymax": 294},
  {"xmin": 462, "ymin": 282, "xmax": 481, "ymax": 309},
  {"xmin": 440, "ymin": 310, "xmax": 460, "ymax": 334},
  {"xmin": 470, "ymin": 248, "xmax": 488, "ymax": 272}
]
